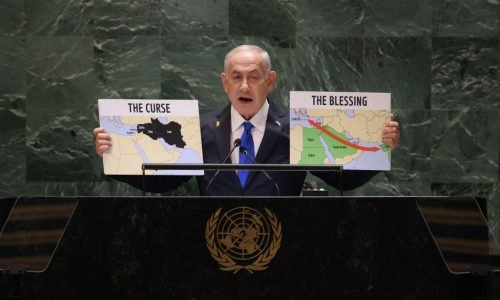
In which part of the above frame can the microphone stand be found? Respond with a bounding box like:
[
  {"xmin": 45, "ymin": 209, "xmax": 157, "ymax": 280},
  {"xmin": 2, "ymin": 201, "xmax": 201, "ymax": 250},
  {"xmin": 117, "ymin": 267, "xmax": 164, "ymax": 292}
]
[
  {"xmin": 240, "ymin": 146, "xmax": 281, "ymax": 196},
  {"xmin": 205, "ymin": 139, "xmax": 241, "ymax": 196}
]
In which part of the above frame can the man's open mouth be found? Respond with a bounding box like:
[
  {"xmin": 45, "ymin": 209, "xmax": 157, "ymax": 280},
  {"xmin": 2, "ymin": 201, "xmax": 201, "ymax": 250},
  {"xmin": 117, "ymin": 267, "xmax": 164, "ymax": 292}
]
[{"xmin": 239, "ymin": 97, "xmax": 253, "ymax": 102}]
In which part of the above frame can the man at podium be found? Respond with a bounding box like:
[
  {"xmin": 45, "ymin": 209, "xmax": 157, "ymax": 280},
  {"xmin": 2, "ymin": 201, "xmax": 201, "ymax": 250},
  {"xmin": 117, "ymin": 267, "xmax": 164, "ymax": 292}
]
[{"xmin": 93, "ymin": 45, "xmax": 400, "ymax": 196}]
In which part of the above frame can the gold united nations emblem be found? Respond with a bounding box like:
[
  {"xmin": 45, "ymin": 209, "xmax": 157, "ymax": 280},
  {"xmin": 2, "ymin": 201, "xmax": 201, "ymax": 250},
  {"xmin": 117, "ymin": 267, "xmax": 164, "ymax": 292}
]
[{"xmin": 205, "ymin": 207, "xmax": 282, "ymax": 274}]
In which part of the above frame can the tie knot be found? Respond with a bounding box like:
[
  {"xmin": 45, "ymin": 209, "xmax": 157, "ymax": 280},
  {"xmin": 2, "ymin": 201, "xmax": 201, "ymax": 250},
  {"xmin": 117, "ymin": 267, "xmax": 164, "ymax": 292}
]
[{"xmin": 243, "ymin": 121, "xmax": 253, "ymax": 132}]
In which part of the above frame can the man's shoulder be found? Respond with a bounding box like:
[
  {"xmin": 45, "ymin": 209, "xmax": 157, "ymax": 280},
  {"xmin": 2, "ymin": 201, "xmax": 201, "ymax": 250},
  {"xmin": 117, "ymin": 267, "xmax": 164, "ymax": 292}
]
[
  {"xmin": 268, "ymin": 101, "xmax": 288, "ymax": 116},
  {"xmin": 200, "ymin": 105, "xmax": 228, "ymax": 126}
]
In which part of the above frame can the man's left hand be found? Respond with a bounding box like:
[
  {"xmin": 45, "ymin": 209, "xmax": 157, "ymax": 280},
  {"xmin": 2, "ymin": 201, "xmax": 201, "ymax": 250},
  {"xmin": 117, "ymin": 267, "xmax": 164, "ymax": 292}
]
[{"xmin": 382, "ymin": 115, "xmax": 400, "ymax": 150}]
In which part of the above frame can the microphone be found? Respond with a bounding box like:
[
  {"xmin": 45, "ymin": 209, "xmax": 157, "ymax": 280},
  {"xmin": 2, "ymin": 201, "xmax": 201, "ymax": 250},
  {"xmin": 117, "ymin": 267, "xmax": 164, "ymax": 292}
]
[
  {"xmin": 205, "ymin": 138, "xmax": 241, "ymax": 195},
  {"xmin": 239, "ymin": 146, "xmax": 280, "ymax": 196}
]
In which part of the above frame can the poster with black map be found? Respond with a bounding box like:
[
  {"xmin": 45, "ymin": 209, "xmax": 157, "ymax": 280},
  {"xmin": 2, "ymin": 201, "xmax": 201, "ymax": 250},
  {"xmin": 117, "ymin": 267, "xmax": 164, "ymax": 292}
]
[{"xmin": 98, "ymin": 99, "xmax": 203, "ymax": 175}]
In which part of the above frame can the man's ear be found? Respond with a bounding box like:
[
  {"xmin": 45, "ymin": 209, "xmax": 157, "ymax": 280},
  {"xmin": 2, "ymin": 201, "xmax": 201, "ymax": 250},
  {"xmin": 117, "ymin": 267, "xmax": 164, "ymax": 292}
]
[
  {"xmin": 220, "ymin": 72, "xmax": 228, "ymax": 92},
  {"xmin": 267, "ymin": 71, "xmax": 277, "ymax": 91}
]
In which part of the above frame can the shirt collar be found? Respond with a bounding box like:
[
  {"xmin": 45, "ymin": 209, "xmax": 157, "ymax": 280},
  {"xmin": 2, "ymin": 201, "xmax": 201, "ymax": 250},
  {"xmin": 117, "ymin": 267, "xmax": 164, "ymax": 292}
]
[{"xmin": 231, "ymin": 100, "xmax": 269, "ymax": 134}]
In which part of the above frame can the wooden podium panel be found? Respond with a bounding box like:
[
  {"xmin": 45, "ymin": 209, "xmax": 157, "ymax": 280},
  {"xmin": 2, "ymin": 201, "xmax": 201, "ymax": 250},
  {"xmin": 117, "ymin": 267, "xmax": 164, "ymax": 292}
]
[{"xmin": 0, "ymin": 196, "xmax": 498, "ymax": 299}]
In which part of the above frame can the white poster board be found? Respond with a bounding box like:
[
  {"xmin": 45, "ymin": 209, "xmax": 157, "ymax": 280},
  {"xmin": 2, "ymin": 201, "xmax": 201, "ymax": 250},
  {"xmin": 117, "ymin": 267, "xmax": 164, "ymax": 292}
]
[
  {"xmin": 290, "ymin": 91, "xmax": 391, "ymax": 171},
  {"xmin": 98, "ymin": 99, "xmax": 203, "ymax": 175}
]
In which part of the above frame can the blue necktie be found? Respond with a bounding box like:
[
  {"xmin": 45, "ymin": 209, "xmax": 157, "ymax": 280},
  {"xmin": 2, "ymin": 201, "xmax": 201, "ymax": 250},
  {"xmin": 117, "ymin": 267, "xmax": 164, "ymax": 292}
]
[{"xmin": 239, "ymin": 122, "xmax": 255, "ymax": 187}]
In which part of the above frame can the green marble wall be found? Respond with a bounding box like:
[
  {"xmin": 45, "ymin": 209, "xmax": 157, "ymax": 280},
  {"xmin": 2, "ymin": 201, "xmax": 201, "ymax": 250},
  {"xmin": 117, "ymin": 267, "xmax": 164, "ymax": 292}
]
[{"xmin": 0, "ymin": 0, "xmax": 498, "ymax": 225}]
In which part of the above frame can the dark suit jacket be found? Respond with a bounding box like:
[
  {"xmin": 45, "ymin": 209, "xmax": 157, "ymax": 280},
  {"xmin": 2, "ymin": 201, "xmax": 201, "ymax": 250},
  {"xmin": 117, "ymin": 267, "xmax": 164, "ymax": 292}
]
[{"xmin": 114, "ymin": 101, "xmax": 378, "ymax": 196}]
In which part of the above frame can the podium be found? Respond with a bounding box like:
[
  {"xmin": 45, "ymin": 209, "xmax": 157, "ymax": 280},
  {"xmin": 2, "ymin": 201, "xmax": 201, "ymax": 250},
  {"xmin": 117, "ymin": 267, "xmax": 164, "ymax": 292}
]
[{"xmin": 0, "ymin": 195, "xmax": 499, "ymax": 299}]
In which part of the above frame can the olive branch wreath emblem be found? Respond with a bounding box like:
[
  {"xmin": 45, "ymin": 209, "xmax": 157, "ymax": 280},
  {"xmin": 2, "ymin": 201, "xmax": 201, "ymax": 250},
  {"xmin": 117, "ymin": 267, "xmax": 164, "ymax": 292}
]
[{"xmin": 205, "ymin": 207, "xmax": 282, "ymax": 274}]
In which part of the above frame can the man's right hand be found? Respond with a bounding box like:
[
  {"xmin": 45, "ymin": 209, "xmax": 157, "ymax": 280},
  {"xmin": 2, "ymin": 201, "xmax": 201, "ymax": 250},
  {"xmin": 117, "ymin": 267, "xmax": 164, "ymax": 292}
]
[{"xmin": 93, "ymin": 127, "xmax": 112, "ymax": 157}]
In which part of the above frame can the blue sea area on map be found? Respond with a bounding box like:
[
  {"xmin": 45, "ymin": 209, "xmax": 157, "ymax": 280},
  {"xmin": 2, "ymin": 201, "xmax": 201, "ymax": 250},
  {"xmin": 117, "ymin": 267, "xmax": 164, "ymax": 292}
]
[
  {"xmin": 159, "ymin": 140, "xmax": 201, "ymax": 160},
  {"xmin": 176, "ymin": 148, "xmax": 203, "ymax": 163},
  {"xmin": 133, "ymin": 139, "xmax": 203, "ymax": 175},
  {"xmin": 100, "ymin": 117, "xmax": 137, "ymax": 135},
  {"xmin": 290, "ymin": 109, "xmax": 315, "ymax": 128},
  {"xmin": 318, "ymin": 135, "xmax": 335, "ymax": 163},
  {"xmin": 134, "ymin": 141, "xmax": 150, "ymax": 163},
  {"xmin": 344, "ymin": 139, "xmax": 390, "ymax": 170},
  {"xmin": 343, "ymin": 131, "xmax": 360, "ymax": 144},
  {"xmin": 101, "ymin": 116, "xmax": 171, "ymax": 136},
  {"xmin": 344, "ymin": 150, "xmax": 390, "ymax": 170},
  {"xmin": 147, "ymin": 143, "xmax": 204, "ymax": 176},
  {"xmin": 345, "ymin": 110, "xmax": 355, "ymax": 118},
  {"xmin": 357, "ymin": 140, "xmax": 381, "ymax": 148},
  {"xmin": 129, "ymin": 135, "xmax": 203, "ymax": 164},
  {"xmin": 318, "ymin": 134, "xmax": 389, "ymax": 170},
  {"xmin": 156, "ymin": 116, "xmax": 169, "ymax": 123}
]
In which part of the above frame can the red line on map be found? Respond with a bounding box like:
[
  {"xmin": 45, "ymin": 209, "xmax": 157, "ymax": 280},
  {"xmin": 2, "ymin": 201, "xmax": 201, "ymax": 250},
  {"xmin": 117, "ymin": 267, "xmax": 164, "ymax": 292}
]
[{"xmin": 307, "ymin": 119, "xmax": 379, "ymax": 152}]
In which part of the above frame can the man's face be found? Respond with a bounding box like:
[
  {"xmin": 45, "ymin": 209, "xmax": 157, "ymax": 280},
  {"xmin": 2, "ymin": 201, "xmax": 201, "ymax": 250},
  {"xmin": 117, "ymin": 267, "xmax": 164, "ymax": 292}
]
[{"xmin": 220, "ymin": 50, "xmax": 276, "ymax": 120}]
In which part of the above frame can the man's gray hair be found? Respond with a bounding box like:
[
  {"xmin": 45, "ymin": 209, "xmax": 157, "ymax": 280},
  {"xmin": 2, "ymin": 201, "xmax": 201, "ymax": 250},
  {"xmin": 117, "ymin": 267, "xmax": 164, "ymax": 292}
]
[{"xmin": 224, "ymin": 45, "xmax": 272, "ymax": 73}]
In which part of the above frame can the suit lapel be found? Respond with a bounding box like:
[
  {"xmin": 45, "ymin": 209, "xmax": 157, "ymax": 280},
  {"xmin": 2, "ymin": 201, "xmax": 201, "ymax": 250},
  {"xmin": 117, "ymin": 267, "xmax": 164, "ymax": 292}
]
[{"xmin": 214, "ymin": 105, "xmax": 232, "ymax": 163}]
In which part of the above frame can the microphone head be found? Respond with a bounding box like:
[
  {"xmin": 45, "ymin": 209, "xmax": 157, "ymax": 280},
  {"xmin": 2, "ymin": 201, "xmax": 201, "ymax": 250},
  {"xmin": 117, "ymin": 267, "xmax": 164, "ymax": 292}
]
[
  {"xmin": 234, "ymin": 138, "xmax": 241, "ymax": 147},
  {"xmin": 239, "ymin": 145, "xmax": 247, "ymax": 154}
]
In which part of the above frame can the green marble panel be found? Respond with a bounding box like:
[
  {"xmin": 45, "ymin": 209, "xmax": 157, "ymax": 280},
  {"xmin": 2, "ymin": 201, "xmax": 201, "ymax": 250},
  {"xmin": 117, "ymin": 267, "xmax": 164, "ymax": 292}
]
[
  {"xmin": 19, "ymin": 176, "xmax": 199, "ymax": 196},
  {"xmin": 364, "ymin": 0, "xmax": 431, "ymax": 37},
  {"xmin": 289, "ymin": 37, "xmax": 431, "ymax": 109},
  {"xmin": 389, "ymin": 109, "xmax": 433, "ymax": 195},
  {"xmin": 0, "ymin": 111, "xmax": 25, "ymax": 196},
  {"xmin": 430, "ymin": 110, "xmax": 499, "ymax": 183},
  {"xmin": 431, "ymin": 37, "xmax": 499, "ymax": 110},
  {"xmin": 94, "ymin": 0, "xmax": 161, "ymax": 36},
  {"xmin": 161, "ymin": 0, "xmax": 228, "ymax": 36},
  {"xmin": 489, "ymin": 185, "xmax": 500, "ymax": 243},
  {"xmin": 0, "ymin": 37, "xmax": 25, "ymax": 98},
  {"xmin": 25, "ymin": 0, "xmax": 93, "ymax": 36},
  {"xmin": 361, "ymin": 37, "xmax": 431, "ymax": 109},
  {"xmin": 26, "ymin": 36, "xmax": 95, "ymax": 109},
  {"xmin": 0, "ymin": 37, "xmax": 26, "ymax": 197},
  {"xmin": 433, "ymin": 0, "xmax": 499, "ymax": 37},
  {"xmin": 95, "ymin": 36, "xmax": 161, "ymax": 99},
  {"xmin": 26, "ymin": 108, "xmax": 97, "ymax": 181},
  {"xmin": 21, "ymin": 182, "xmax": 140, "ymax": 197},
  {"xmin": 229, "ymin": 0, "xmax": 296, "ymax": 38},
  {"xmin": 0, "ymin": 0, "xmax": 26, "ymax": 36},
  {"xmin": 27, "ymin": 36, "xmax": 93, "ymax": 80},
  {"xmin": 297, "ymin": 0, "xmax": 363, "ymax": 37},
  {"xmin": 298, "ymin": 0, "xmax": 431, "ymax": 37},
  {"xmin": 24, "ymin": 36, "xmax": 98, "ymax": 182},
  {"xmin": 161, "ymin": 36, "xmax": 230, "ymax": 112},
  {"xmin": 431, "ymin": 182, "xmax": 495, "ymax": 198},
  {"xmin": 26, "ymin": 73, "xmax": 99, "ymax": 114},
  {"xmin": 292, "ymin": 37, "xmax": 364, "ymax": 92}
]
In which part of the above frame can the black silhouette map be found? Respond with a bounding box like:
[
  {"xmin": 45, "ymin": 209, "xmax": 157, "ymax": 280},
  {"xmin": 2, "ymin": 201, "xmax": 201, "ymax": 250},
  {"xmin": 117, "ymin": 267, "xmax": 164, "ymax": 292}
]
[{"xmin": 137, "ymin": 118, "xmax": 186, "ymax": 148}]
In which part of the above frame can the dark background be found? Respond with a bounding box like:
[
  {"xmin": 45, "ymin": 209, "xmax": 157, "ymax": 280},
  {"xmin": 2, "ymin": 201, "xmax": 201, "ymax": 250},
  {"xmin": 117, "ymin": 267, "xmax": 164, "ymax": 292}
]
[{"xmin": 1, "ymin": 196, "xmax": 497, "ymax": 299}]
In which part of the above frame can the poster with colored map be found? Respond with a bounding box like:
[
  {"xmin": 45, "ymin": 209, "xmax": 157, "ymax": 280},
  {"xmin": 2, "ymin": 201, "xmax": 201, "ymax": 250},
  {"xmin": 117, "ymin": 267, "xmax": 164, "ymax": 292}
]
[
  {"xmin": 98, "ymin": 99, "xmax": 203, "ymax": 175},
  {"xmin": 290, "ymin": 91, "xmax": 391, "ymax": 170}
]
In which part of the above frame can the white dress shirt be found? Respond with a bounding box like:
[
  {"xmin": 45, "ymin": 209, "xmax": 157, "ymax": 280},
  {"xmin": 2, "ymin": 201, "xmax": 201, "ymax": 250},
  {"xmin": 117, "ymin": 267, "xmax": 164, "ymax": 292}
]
[{"xmin": 230, "ymin": 100, "xmax": 270, "ymax": 164}]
